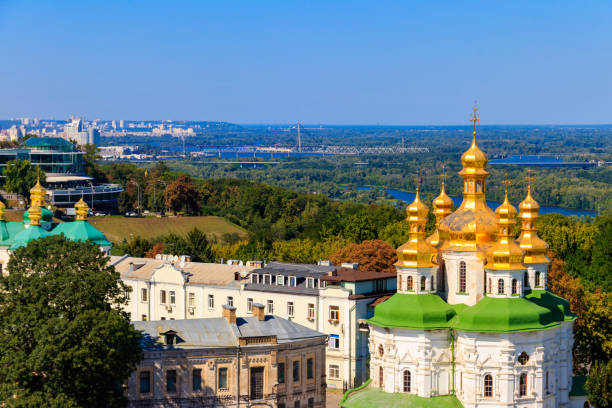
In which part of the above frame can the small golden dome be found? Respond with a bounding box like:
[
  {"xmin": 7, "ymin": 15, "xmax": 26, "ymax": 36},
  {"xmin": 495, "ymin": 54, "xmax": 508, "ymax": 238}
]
[
  {"xmin": 28, "ymin": 204, "xmax": 42, "ymax": 226},
  {"xmin": 0, "ymin": 201, "xmax": 5, "ymax": 221},
  {"xmin": 75, "ymin": 198, "xmax": 89, "ymax": 221},
  {"xmin": 517, "ymin": 170, "xmax": 549, "ymax": 264},
  {"xmin": 396, "ymin": 170, "xmax": 435, "ymax": 268},
  {"xmin": 427, "ymin": 165, "xmax": 453, "ymax": 249},
  {"xmin": 486, "ymin": 182, "xmax": 525, "ymax": 271},
  {"xmin": 30, "ymin": 176, "xmax": 47, "ymax": 207}
]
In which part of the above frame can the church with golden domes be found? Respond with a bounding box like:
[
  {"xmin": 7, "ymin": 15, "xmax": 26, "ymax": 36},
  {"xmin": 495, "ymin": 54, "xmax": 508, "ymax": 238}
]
[
  {"xmin": 344, "ymin": 108, "xmax": 587, "ymax": 408},
  {"xmin": 0, "ymin": 180, "xmax": 111, "ymax": 273}
]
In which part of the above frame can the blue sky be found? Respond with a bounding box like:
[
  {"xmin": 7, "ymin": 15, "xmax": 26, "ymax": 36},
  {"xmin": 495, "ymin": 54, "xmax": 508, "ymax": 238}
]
[{"xmin": 1, "ymin": 1, "xmax": 611, "ymax": 124}]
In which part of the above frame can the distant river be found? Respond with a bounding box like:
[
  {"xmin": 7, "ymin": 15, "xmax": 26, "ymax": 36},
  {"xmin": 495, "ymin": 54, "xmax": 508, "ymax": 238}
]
[{"xmin": 356, "ymin": 187, "xmax": 596, "ymax": 217}]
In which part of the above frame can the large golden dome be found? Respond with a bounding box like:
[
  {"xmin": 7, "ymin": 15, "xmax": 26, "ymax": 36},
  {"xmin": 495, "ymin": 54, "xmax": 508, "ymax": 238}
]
[{"xmin": 438, "ymin": 107, "xmax": 497, "ymax": 252}]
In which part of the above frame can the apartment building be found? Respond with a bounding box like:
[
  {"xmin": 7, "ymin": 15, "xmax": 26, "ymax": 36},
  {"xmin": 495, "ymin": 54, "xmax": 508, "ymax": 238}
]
[
  {"xmin": 127, "ymin": 303, "xmax": 327, "ymax": 407},
  {"xmin": 115, "ymin": 256, "xmax": 396, "ymax": 389}
]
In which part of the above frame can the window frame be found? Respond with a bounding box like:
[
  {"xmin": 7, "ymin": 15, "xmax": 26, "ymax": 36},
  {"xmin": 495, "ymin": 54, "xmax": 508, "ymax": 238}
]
[
  {"xmin": 160, "ymin": 290, "xmax": 167, "ymax": 304},
  {"xmin": 169, "ymin": 290, "xmax": 176, "ymax": 305},
  {"xmin": 277, "ymin": 275, "xmax": 284, "ymax": 286},
  {"xmin": 458, "ymin": 261, "xmax": 467, "ymax": 293},
  {"xmin": 329, "ymin": 305, "xmax": 339, "ymax": 322},
  {"xmin": 498, "ymin": 279, "xmax": 505, "ymax": 295},
  {"xmin": 267, "ymin": 299, "xmax": 274, "ymax": 314},
  {"xmin": 192, "ymin": 368, "xmax": 202, "ymax": 392},
  {"xmin": 139, "ymin": 370, "xmax": 152, "ymax": 394},
  {"xmin": 218, "ymin": 367, "xmax": 229, "ymax": 390},
  {"xmin": 292, "ymin": 360, "xmax": 300, "ymax": 383},
  {"xmin": 166, "ymin": 369, "xmax": 178, "ymax": 394},
  {"xmin": 287, "ymin": 301, "xmax": 294, "ymax": 317},
  {"xmin": 329, "ymin": 334, "xmax": 340, "ymax": 349},
  {"xmin": 519, "ymin": 372, "xmax": 527, "ymax": 396},
  {"xmin": 247, "ymin": 298, "xmax": 253, "ymax": 313},
  {"xmin": 403, "ymin": 370, "xmax": 411, "ymax": 392},
  {"xmin": 141, "ymin": 288, "xmax": 148, "ymax": 302},
  {"xmin": 484, "ymin": 374, "xmax": 493, "ymax": 398},
  {"xmin": 208, "ymin": 294, "xmax": 214, "ymax": 309},
  {"xmin": 329, "ymin": 364, "xmax": 340, "ymax": 379},
  {"xmin": 307, "ymin": 303, "xmax": 315, "ymax": 320}
]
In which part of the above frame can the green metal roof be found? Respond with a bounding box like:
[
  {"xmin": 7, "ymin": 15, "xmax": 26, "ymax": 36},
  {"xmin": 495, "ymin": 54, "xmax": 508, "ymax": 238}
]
[
  {"xmin": 25, "ymin": 137, "xmax": 75, "ymax": 149},
  {"xmin": 368, "ymin": 293, "xmax": 457, "ymax": 330},
  {"xmin": 369, "ymin": 291, "xmax": 572, "ymax": 333},
  {"xmin": 9, "ymin": 225, "xmax": 50, "ymax": 249},
  {"xmin": 23, "ymin": 207, "xmax": 54, "ymax": 223},
  {"xmin": 51, "ymin": 220, "xmax": 111, "ymax": 246},
  {"xmin": 452, "ymin": 296, "xmax": 560, "ymax": 333}
]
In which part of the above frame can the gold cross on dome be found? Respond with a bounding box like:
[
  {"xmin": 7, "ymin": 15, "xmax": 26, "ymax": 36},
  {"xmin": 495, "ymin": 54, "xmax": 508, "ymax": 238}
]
[
  {"xmin": 414, "ymin": 169, "xmax": 421, "ymax": 192},
  {"xmin": 440, "ymin": 164, "xmax": 447, "ymax": 185},
  {"xmin": 502, "ymin": 172, "xmax": 510, "ymax": 195},
  {"xmin": 526, "ymin": 169, "xmax": 533, "ymax": 186},
  {"xmin": 470, "ymin": 104, "xmax": 479, "ymax": 134}
]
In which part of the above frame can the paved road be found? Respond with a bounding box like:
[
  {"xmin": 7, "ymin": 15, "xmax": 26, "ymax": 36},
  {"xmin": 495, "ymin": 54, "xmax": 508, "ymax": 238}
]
[{"xmin": 326, "ymin": 389, "xmax": 343, "ymax": 408}]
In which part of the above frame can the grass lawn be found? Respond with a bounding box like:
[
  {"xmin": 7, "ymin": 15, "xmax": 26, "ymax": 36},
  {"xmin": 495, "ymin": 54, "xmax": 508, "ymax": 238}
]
[
  {"xmin": 342, "ymin": 387, "xmax": 463, "ymax": 408},
  {"xmin": 88, "ymin": 215, "xmax": 248, "ymax": 243}
]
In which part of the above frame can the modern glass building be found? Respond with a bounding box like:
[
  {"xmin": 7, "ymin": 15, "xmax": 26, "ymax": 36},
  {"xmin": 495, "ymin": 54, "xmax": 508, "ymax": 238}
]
[{"xmin": 0, "ymin": 137, "xmax": 122, "ymax": 209}]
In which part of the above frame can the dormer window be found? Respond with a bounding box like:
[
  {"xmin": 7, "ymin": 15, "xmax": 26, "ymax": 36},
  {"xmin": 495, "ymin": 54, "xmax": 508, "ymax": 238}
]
[
  {"xmin": 289, "ymin": 276, "xmax": 296, "ymax": 287},
  {"xmin": 306, "ymin": 277, "xmax": 315, "ymax": 288},
  {"xmin": 162, "ymin": 330, "xmax": 177, "ymax": 346},
  {"xmin": 277, "ymin": 275, "xmax": 284, "ymax": 285},
  {"xmin": 264, "ymin": 274, "xmax": 271, "ymax": 285},
  {"xmin": 251, "ymin": 273, "xmax": 259, "ymax": 284}
]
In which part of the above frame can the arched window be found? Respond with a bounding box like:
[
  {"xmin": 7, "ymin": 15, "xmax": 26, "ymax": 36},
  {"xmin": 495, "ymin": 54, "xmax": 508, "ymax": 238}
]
[
  {"xmin": 519, "ymin": 373, "xmax": 527, "ymax": 396},
  {"xmin": 378, "ymin": 344, "xmax": 384, "ymax": 357},
  {"xmin": 459, "ymin": 262, "xmax": 467, "ymax": 293},
  {"xmin": 512, "ymin": 279, "xmax": 518, "ymax": 295},
  {"xmin": 379, "ymin": 366, "xmax": 384, "ymax": 388},
  {"xmin": 403, "ymin": 370, "xmax": 411, "ymax": 392},
  {"xmin": 524, "ymin": 271, "xmax": 529, "ymax": 288},
  {"xmin": 438, "ymin": 263, "xmax": 446, "ymax": 291},
  {"xmin": 545, "ymin": 371, "xmax": 549, "ymax": 394},
  {"xmin": 484, "ymin": 374, "xmax": 493, "ymax": 397},
  {"xmin": 420, "ymin": 276, "xmax": 426, "ymax": 291},
  {"xmin": 407, "ymin": 276, "xmax": 413, "ymax": 291},
  {"xmin": 535, "ymin": 271, "xmax": 541, "ymax": 287},
  {"xmin": 476, "ymin": 180, "xmax": 482, "ymax": 192},
  {"xmin": 431, "ymin": 276, "xmax": 434, "ymax": 291},
  {"xmin": 498, "ymin": 279, "xmax": 504, "ymax": 295},
  {"xmin": 488, "ymin": 277, "xmax": 492, "ymax": 294}
]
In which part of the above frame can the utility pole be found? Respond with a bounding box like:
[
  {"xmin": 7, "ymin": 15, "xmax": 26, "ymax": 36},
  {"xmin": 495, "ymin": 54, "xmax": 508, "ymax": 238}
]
[{"xmin": 297, "ymin": 121, "xmax": 302, "ymax": 153}]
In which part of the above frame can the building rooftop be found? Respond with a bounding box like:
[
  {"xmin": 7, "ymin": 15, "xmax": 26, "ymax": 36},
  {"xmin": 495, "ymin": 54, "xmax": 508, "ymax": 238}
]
[
  {"xmin": 321, "ymin": 267, "xmax": 396, "ymax": 283},
  {"xmin": 133, "ymin": 315, "xmax": 326, "ymax": 350},
  {"xmin": 111, "ymin": 256, "xmax": 257, "ymax": 286},
  {"xmin": 258, "ymin": 261, "xmax": 337, "ymax": 277},
  {"xmin": 25, "ymin": 137, "xmax": 75, "ymax": 150}
]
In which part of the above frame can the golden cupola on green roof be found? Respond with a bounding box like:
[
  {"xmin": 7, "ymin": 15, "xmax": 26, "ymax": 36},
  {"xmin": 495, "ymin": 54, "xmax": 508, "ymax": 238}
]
[
  {"xmin": 427, "ymin": 165, "xmax": 453, "ymax": 248},
  {"xmin": 517, "ymin": 170, "xmax": 549, "ymax": 264},
  {"xmin": 486, "ymin": 176, "xmax": 525, "ymax": 271},
  {"xmin": 396, "ymin": 170, "xmax": 435, "ymax": 268},
  {"xmin": 75, "ymin": 198, "xmax": 89, "ymax": 221}
]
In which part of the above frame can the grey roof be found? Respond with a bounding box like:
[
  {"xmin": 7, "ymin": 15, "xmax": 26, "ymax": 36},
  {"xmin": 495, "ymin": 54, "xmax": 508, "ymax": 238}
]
[
  {"xmin": 259, "ymin": 262, "xmax": 336, "ymax": 278},
  {"xmin": 132, "ymin": 315, "xmax": 325, "ymax": 350}
]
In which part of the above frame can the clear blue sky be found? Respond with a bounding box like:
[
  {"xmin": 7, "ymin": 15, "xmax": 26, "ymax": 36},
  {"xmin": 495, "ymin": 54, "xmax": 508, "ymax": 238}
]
[{"xmin": 1, "ymin": 1, "xmax": 611, "ymax": 125}]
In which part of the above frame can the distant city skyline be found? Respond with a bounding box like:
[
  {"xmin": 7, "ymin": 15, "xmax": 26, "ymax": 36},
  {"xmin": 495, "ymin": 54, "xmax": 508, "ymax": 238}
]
[{"xmin": 1, "ymin": 1, "xmax": 611, "ymax": 125}]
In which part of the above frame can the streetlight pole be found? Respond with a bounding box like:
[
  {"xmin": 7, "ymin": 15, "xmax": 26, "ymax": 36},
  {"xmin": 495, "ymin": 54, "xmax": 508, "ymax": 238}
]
[
  {"xmin": 88, "ymin": 181, "xmax": 94, "ymax": 212},
  {"xmin": 127, "ymin": 180, "xmax": 141, "ymax": 216}
]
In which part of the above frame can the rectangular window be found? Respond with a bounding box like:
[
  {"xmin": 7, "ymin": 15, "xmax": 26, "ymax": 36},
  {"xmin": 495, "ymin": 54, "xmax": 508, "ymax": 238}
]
[
  {"xmin": 218, "ymin": 367, "xmax": 228, "ymax": 389},
  {"xmin": 141, "ymin": 288, "xmax": 148, "ymax": 302},
  {"xmin": 125, "ymin": 287, "xmax": 131, "ymax": 300},
  {"xmin": 294, "ymin": 401, "xmax": 300, "ymax": 408},
  {"xmin": 139, "ymin": 371, "xmax": 151, "ymax": 393},
  {"xmin": 308, "ymin": 397, "xmax": 314, "ymax": 408},
  {"xmin": 329, "ymin": 334, "xmax": 340, "ymax": 349},
  {"xmin": 250, "ymin": 366, "xmax": 264, "ymax": 400},
  {"xmin": 307, "ymin": 358, "xmax": 314, "ymax": 379},
  {"xmin": 227, "ymin": 296, "xmax": 234, "ymax": 307},
  {"xmin": 251, "ymin": 273, "xmax": 259, "ymax": 284},
  {"xmin": 277, "ymin": 275, "xmax": 284, "ymax": 285},
  {"xmin": 166, "ymin": 369, "xmax": 177, "ymax": 393},
  {"xmin": 160, "ymin": 290, "xmax": 167, "ymax": 304},
  {"xmin": 208, "ymin": 294, "xmax": 214, "ymax": 309},
  {"xmin": 289, "ymin": 276, "xmax": 296, "ymax": 287},
  {"xmin": 188, "ymin": 292, "xmax": 195, "ymax": 307},
  {"xmin": 247, "ymin": 298, "xmax": 253, "ymax": 313},
  {"xmin": 287, "ymin": 302, "xmax": 294, "ymax": 317},
  {"xmin": 169, "ymin": 291, "xmax": 176, "ymax": 305},
  {"xmin": 329, "ymin": 305, "xmax": 339, "ymax": 322},
  {"xmin": 192, "ymin": 368, "xmax": 202, "ymax": 391},
  {"xmin": 293, "ymin": 360, "xmax": 300, "ymax": 382},
  {"xmin": 278, "ymin": 362, "xmax": 285, "ymax": 384},
  {"xmin": 264, "ymin": 274, "xmax": 271, "ymax": 285},
  {"xmin": 142, "ymin": 314, "xmax": 147, "ymax": 321},
  {"xmin": 329, "ymin": 364, "xmax": 340, "ymax": 379},
  {"xmin": 306, "ymin": 277, "xmax": 315, "ymax": 288},
  {"xmin": 267, "ymin": 300, "xmax": 274, "ymax": 314},
  {"xmin": 308, "ymin": 303, "xmax": 315, "ymax": 320}
]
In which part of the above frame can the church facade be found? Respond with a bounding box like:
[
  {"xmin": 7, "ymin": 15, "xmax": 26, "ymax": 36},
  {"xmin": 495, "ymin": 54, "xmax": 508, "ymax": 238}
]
[{"xmin": 364, "ymin": 109, "xmax": 582, "ymax": 408}]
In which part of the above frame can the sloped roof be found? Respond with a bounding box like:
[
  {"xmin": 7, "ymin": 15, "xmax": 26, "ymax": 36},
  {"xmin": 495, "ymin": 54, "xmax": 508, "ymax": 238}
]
[
  {"xmin": 322, "ymin": 267, "xmax": 396, "ymax": 283},
  {"xmin": 9, "ymin": 225, "xmax": 50, "ymax": 249},
  {"xmin": 51, "ymin": 220, "xmax": 111, "ymax": 246},
  {"xmin": 133, "ymin": 315, "xmax": 326, "ymax": 350}
]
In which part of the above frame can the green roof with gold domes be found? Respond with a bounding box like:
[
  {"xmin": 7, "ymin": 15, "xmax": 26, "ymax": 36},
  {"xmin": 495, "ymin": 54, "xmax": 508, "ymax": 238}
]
[{"xmin": 0, "ymin": 183, "xmax": 111, "ymax": 250}]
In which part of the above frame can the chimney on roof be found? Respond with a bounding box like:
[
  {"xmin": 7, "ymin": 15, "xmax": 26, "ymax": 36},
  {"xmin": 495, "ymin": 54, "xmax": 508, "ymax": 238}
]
[
  {"xmin": 252, "ymin": 303, "xmax": 266, "ymax": 321},
  {"xmin": 222, "ymin": 304, "xmax": 237, "ymax": 324},
  {"xmin": 341, "ymin": 262, "xmax": 359, "ymax": 270},
  {"xmin": 318, "ymin": 260, "xmax": 333, "ymax": 266},
  {"xmin": 129, "ymin": 262, "xmax": 134, "ymax": 273}
]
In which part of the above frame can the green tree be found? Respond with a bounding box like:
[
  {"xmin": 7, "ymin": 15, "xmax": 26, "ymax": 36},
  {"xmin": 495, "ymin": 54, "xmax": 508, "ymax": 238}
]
[
  {"xmin": 585, "ymin": 360, "xmax": 612, "ymax": 408},
  {"xmin": 185, "ymin": 228, "xmax": 215, "ymax": 262},
  {"xmin": 0, "ymin": 235, "xmax": 142, "ymax": 407},
  {"xmin": 82, "ymin": 144, "xmax": 107, "ymax": 181},
  {"xmin": 3, "ymin": 159, "xmax": 45, "ymax": 204}
]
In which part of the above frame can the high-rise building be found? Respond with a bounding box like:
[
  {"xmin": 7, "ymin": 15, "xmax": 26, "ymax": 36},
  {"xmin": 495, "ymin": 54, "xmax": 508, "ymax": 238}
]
[{"xmin": 119, "ymin": 119, "xmax": 124, "ymax": 128}]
